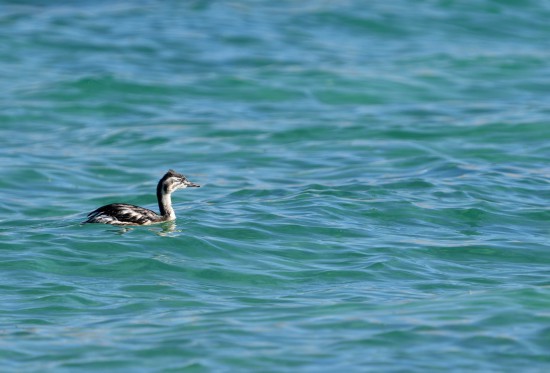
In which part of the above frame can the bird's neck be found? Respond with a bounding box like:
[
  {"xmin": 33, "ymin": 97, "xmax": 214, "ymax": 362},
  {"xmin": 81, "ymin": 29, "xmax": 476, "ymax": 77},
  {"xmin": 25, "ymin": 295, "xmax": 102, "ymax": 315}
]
[{"xmin": 157, "ymin": 183, "xmax": 176, "ymax": 220}]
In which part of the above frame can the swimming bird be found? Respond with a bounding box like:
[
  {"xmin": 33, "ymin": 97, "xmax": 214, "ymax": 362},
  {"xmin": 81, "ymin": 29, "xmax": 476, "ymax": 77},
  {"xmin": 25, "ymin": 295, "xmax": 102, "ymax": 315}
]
[{"xmin": 85, "ymin": 169, "xmax": 200, "ymax": 226}]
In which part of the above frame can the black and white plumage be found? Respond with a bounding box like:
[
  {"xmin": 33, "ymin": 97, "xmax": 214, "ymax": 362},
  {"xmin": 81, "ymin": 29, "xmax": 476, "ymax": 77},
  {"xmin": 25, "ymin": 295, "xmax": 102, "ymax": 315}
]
[{"xmin": 85, "ymin": 169, "xmax": 200, "ymax": 226}]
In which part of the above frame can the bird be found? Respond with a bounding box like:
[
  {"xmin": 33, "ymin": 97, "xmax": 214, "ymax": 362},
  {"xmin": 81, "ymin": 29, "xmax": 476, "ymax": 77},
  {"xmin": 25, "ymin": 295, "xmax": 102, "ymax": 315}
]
[{"xmin": 84, "ymin": 169, "xmax": 200, "ymax": 226}]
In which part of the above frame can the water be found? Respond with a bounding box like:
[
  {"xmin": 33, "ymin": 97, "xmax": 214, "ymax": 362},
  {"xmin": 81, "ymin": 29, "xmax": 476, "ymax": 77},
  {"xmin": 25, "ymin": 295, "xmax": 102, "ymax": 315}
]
[{"xmin": 1, "ymin": 1, "xmax": 549, "ymax": 371}]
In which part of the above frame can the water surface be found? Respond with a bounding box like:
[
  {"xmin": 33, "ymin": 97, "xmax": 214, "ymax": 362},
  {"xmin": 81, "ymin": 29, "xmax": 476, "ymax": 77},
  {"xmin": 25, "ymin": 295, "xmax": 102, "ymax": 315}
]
[{"xmin": 1, "ymin": 1, "xmax": 549, "ymax": 372}]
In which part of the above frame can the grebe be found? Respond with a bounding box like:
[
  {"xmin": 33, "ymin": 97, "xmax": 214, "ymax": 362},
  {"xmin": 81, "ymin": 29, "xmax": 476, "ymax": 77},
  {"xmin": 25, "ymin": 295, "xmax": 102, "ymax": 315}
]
[{"xmin": 85, "ymin": 169, "xmax": 200, "ymax": 226}]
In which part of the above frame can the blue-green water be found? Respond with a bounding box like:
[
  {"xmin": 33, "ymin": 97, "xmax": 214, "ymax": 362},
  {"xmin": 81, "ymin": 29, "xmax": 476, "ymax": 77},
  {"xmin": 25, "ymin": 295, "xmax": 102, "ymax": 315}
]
[{"xmin": 1, "ymin": 1, "xmax": 549, "ymax": 372}]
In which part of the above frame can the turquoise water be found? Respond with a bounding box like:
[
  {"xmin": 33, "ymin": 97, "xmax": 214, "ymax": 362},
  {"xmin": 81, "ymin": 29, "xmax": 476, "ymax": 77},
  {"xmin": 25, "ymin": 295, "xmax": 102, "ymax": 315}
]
[{"xmin": 1, "ymin": 1, "xmax": 549, "ymax": 371}]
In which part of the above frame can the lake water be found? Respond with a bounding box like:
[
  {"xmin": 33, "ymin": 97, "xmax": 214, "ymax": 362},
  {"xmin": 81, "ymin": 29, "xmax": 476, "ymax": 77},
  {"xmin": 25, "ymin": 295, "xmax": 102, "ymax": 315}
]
[{"xmin": 1, "ymin": 1, "xmax": 549, "ymax": 372}]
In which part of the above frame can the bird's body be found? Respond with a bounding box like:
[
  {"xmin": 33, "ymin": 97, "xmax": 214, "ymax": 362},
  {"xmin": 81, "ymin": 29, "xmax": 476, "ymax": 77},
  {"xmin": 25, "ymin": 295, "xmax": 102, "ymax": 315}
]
[
  {"xmin": 85, "ymin": 203, "xmax": 163, "ymax": 226},
  {"xmin": 84, "ymin": 170, "xmax": 199, "ymax": 226}
]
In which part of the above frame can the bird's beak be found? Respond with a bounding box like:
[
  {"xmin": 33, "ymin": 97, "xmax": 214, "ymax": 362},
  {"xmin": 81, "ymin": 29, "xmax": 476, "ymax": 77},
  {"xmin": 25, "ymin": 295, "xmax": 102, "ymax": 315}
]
[{"xmin": 186, "ymin": 181, "xmax": 200, "ymax": 188}]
